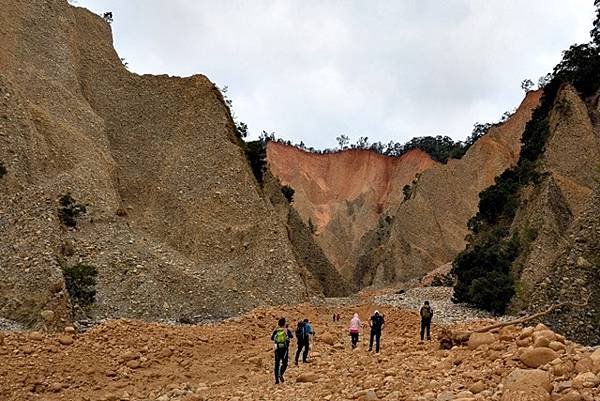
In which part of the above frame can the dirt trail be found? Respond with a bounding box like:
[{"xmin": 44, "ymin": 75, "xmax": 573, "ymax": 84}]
[{"xmin": 1, "ymin": 299, "xmax": 598, "ymax": 401}]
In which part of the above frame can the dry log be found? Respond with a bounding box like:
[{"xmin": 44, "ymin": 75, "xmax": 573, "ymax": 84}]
[{"xmin": 438, "ymin": 294, "xmax": 589, "ymax": 349}]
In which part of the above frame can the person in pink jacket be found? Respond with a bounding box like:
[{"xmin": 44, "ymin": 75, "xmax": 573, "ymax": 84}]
[{"xmin": 349, "ymin": 313, "xmax": 362, "ymax": 349}]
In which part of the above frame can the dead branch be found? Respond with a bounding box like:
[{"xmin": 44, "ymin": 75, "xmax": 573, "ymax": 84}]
[
  {"xmin": 437, "ymin": 293, "xmax": 589, "ymax": 349},
  {"xmin": 473, "ymin": 294, "xmax": 590, "ymax": 333}
]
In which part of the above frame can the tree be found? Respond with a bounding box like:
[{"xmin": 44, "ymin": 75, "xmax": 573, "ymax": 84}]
[
  {"xmin": 336, "ymin": 134, "xmax": 350, "ymax": 149},
  {"xmin": 58, "ymin": 193, "xmax": 87, "ymax": 228},
  {"xmin": 356, "ymin": 136, "xmax": 369, "ymax": 149},
  {"xmin": 281, "ymin": 185, "xmax": 295, "ymax": 203},
  {"xmin": 538, "ymin": 73, "xmax": 552, "ymax": 89},
  {"xmin": 236, "ymin": 122, "xmax": 248, "ymax": 139},
  {"xmin": 520, "ymin": 79, "xmax": 534, "ymax": 92},
  {"xmin": 102, "ymin": 12, "xmax": 113, "ymax": 24}
]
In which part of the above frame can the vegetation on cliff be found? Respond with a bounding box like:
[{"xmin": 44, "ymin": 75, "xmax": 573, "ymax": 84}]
[{"xmin": 452, "ymin": 2, "xmax": 600, "ymax": 314}]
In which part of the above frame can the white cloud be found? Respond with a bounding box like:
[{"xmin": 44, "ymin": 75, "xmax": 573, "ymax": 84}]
[{"xmin": 74, "ymin": 0, "xmax": 596, "ymax": 149}]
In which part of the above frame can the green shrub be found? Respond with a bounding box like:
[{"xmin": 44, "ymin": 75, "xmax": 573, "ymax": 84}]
[
  {"xmin": 281, "ymin": 185, "xmax": 295, "ymax": 203},
  {"xmin": 402, "ymin": 184, "xmax": 412, "ymax": 201},
  {"xmin": 58, "ymin": 193, "xmax": 87, "ymax": 227},
  {"xmin": 0, "ymin": 161, "xmax": 6, "ymax": 178},
  {"xmin": 62, "ymin": 263, "xmax": 98, "ymax": 306},
  {"xmin": 244, "ymin": 140, "xmax": 266, "ymax": 183}
]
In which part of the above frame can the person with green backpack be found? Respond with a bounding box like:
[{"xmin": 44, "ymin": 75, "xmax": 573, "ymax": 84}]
[
  {"xmin": 271, "ymin": 318, "xmax": 293, "ymax": 384},
  {"xmin": 419, "ymin": 301, "xmax": 434, "ymax": 341}
]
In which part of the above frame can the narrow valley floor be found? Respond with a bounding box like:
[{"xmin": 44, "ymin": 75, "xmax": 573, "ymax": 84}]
[{"xmin": 0, "ymin": 297, "xmax": 598, "ymax": 401}]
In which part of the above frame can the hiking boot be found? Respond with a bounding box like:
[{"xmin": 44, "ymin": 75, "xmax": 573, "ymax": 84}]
[{"xmin": 279, "ymin": 376, "xmax": 285, "ymax": 383}]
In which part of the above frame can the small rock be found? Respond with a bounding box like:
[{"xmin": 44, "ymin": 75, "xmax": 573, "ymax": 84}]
[
  {"xmin": 57, "ymin": 335, "xmax": 74, "ymax": 346},
  {"xmin": 40, "ymin": 310, "xmax": 55, "ymax": 322}
]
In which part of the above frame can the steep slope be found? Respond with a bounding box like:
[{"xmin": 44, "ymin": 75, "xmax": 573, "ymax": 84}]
[
  {"xmin": 267, "ymin": 143, "xmax": 437, "ymax": 280},
  {"xmin": 354, "ymin": 90, "xmax": 542, "ymax": 287},
  {"xmin": 0, "ymin": 0, "xmax": 312, "ymax": 327},
  {"xmin": 508, "ymin": 85, "xmax": 600, "ymax": 344}
]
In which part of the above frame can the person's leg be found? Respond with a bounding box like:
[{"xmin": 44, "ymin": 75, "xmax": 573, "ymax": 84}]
[
  {"xmin": 369, "ymin": 330, "xmax": 374, "ymax": 351},
  {"xmin": 294, "ymin": 343, "xmax": 302, "ymax": 365},
  {"xmin": 375, "ymin": 331, "xmax": 381, "ymax": 353},
  {"xmin": 426, "ymin": 320, "xmax": 431, "ymax": 340},
  {"xmin": 303, "ymin": 340, "xmax": 310, "ymax": 362},
  {"xmin": 420, "ymin": 320, "xmax": 425, "ymax": 341},
  {"xmin": 280, "ymin": 349, "xmax": 288, "ymax": 380},
  {"xmin": 351, "ymin": 333, "xmax": 358, "ymax": 348},
  {"xmin": 274, "ymin": 350, "xmax": 281, "ymax": 383}
]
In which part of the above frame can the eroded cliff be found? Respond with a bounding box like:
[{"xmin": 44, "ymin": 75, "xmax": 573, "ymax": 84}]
[
  {"xmin": 0, "ymin": 0, "xmax": 315, "ymax": 327},
  {"xmin": 267, "ymin": 143, "xmax": 436, "ymax": 281}
]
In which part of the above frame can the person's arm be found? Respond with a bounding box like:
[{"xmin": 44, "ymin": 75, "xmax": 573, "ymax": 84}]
[
  {"xmin": 270, "ymin": 330, "xmax": 275, "ymax": 341},
  {"xmin": 381, "ymin": 317, "xmax": 385, "ymax": 331}
]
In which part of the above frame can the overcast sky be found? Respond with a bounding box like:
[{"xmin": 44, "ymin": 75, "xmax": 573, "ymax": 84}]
[{"xmin": 71, "ymin": 1, "xmax": 595, "ymax": 149}]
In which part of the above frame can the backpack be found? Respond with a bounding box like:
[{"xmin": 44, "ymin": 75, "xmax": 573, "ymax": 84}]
[
  {"xmin": 274, "ymin": 328, "xmax": 287, "ymax": 349},
  {"xmin": 421, "ymin": 306, "xmax": 432, "ymax": 319},
  {"xmin": 295, "ymin": 322, "xmax": 306, "ymax": 342}
]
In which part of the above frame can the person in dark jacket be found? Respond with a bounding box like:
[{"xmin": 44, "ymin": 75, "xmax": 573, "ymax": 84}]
[
  {"xmin": 368, "ymin": 310, "xmax": 385, "ymax": 353},
  {"xmin": 271, "ymin": 318, "xmax": 293, "ymax": 384},
  {"xmin": 294, "ymin": 318, "xmax": 315, "ymax": 364},
  {"xmin": 419, "ymin": 301, "xmax": 434, "ymax": 341}
]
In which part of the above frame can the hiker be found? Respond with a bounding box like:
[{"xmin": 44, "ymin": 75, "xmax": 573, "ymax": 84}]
[
  {"xmin": 368, "ymin": 310, "xmax": 385, "ymax": 353},
  {"xmin": 348, "ymin": 313, "xmax": 362, "ymax": 349},
  {"xmin": 271, "ymin": 318, "xmax": 292, "ymax": 384},
  {"xmin": 332, "ymin": 313, "xmax": 336, "ymax": 322},
  {"xmin": 295, "ymin": 318, "xmax": 315, "ymax": 364},
  {"xmin": 336, "ymin": 313, "xmax": 341, "ymax": 322},
  {"xmin": 420, "ymin": 301, "xmax": 434, "ymax": 341}
]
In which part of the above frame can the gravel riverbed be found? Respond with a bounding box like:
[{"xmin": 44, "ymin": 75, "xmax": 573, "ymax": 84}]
[{"xmin": 375, "ymin": 286, "xmax": 514, "ymax": 325}]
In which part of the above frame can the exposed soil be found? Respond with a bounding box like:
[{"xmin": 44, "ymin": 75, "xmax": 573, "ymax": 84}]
[{"xmin": 1, "ymin": 296, "xmax": 599, "ymax": 401}]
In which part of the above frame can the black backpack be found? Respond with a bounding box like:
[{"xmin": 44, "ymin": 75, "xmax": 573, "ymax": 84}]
[{"xmin": 295, "ymin": 322, "xmax": 306, "ymax": 341}]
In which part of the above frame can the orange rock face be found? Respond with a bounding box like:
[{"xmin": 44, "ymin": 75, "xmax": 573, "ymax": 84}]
[
  {"xmin": 268, "ymin": 90, "xmax": 542, "ymax": 286},
  {"xmin": 267, "ymin": 143, "xmax": 437, "ymax": 278}
]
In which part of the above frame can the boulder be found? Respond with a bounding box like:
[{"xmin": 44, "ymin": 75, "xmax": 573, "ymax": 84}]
[
  {"xmin": 590, "ymin": 348, "xmax": 600, "ymax": 373},
  {"xmin": 365, "ymin": 389, "xmax": 379, "ymax": 401},
  {"xmin": 575, "ymin": 357, "xmax": 593, "ymax": 373},
  {"xmin": 296, "ymin": 373, "xmax": 319, "ymax": 383},
  {"xmin": 29, "ymin": 332, "xmax": 44, "ymax": 341},
  {"xmin": 468, "ymin": 332, "xmax": 496, "ymax": 350},
  {"xmin": 436, "ymin": 391, "xmax": 454, "ymax": 401},
  {"xmin": 556, "ymin": 391, "xmax": 581, "ymax": 401},
  {"xmin": 501, "ymin": 369, "xmax": 551, "ymax": 401},
  {"xmin": 468, "ymin": 381, "xmax": 486, "ymax": 394},
  {"xmin": 519, "ymin": 327, "xmax": 534, "ymax": 339},
  {"xmin": 320, "ymin": 332, "xmax": 335, "ymax": 346},
  {"xmin": 503, "ymin": 368, "xmax": 552, "ymax": 391},
  {"xmin": 533, "ymin": 337, "xmax": 550, "ymax": 348},
  {"xmin": 571, "ymin": 372, "xmax": 599, "ymax": 389},
  {"xmin": 548, "ymin": 341, "xmax": 566, "ymax": 352},
  {"xmin": 519, "ymin": 347, "xmax": 559, "ymax": 368}
]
